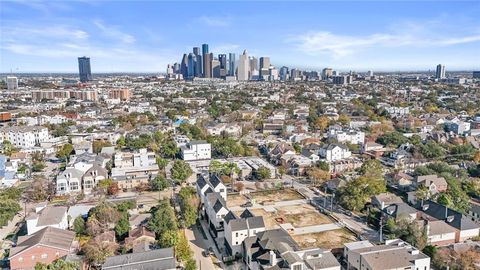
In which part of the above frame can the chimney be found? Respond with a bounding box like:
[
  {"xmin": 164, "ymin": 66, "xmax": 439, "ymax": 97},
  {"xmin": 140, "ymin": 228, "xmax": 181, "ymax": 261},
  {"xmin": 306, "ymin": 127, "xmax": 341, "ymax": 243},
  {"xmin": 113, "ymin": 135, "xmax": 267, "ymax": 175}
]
[
  {"xmin": 425, "ymin": 220, "xmax": 430, "ymax": 236},
  {"xmin": 269, "ymin": 250, "xmax": 277, "ymax": 266}
]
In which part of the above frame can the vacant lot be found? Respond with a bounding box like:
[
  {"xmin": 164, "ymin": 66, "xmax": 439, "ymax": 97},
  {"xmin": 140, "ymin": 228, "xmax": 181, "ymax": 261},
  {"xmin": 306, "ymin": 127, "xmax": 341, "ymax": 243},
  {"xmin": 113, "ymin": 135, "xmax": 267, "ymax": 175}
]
[
  {"xmin": 236, "ymin": 204, "xmax": 334, "ymax": 229},
  {"xmin": 227, "ymin": 193, "xmax": 249, "ymax": 208},
  {"xmin": 248, "ymin": 188, "xmax": 303, "ymax": 205},
  {"xmin": 293, "ymin": 229, "xmax": 357, "ymax": 249},
  {"xmin": 227, "ymin": 188, "xmax": 303, "ymax": 208}
]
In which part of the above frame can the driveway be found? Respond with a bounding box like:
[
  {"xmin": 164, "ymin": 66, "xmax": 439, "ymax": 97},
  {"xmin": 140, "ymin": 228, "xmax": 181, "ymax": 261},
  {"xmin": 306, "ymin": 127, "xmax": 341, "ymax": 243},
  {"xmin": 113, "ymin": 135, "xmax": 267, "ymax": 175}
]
[{"xmin": 184, "ymin": 227, "xmax": 219, "ymax": 270}]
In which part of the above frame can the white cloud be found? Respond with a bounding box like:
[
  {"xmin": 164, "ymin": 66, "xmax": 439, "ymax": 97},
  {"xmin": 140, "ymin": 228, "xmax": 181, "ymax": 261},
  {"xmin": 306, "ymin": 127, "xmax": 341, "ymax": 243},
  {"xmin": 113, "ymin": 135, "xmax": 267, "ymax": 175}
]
[
  {"xmin": 197, "ymin": 16, "xmax": 231, "ymax": 27},
  {"xmin": 287, "ymin": 20, "xmax": 480, "ymax": 58},
  {"xmin": 93, "ymin": 20, "xmax": 135, "ymax": 44}
]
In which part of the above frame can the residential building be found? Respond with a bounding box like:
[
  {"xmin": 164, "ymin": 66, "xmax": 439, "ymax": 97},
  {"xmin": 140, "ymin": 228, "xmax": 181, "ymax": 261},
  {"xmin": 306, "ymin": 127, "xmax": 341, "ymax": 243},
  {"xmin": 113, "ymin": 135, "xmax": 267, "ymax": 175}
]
[
  {"xmin": 345, "ymin": 239, "xmax": 430, "ymax": 270},
  {"xmin": 6, "ymin": 76, "xmax": 18, "ymax": 90},
  {"xmin": 328, "ymin": 127, "xmax": 365, "ymax": 144},
  {"xmin": 102, "ymin": 248, "xmax": 176, "ymax": 270},
  {"xmin": 109, "ymin": 89, "xmax": 131, "ymax": 101},
  {"xmin": 224, "ymin": 209, "xmax": 266, "ymax": 256},
  {"xmin": 319, "ymin": 143, "xmax": 352, "ymax": 162},
  {"xmin": 78, "ymin": 56, "xmax": 92, "ymax": 82},
  {"xmin": 436, "ymin": 64, "xmax": 446, "ymax": 79},
  {"xmin": 9, "ymin": 227, "xmax": 76, "ymax": 270},
  {"xmin": 0, "ymin": 126, "xmax": 49, "ymax": 148},
  {"xmin": 180, "ymin": 140, "xmax": 211, "ymax": 161},
  {"xmin": 244, "ymin": 228, "xmax": 341, "ymax": 270},
  {"xmin": 26, "ymin": 204, "xmax": 68, "ymax": 235}
]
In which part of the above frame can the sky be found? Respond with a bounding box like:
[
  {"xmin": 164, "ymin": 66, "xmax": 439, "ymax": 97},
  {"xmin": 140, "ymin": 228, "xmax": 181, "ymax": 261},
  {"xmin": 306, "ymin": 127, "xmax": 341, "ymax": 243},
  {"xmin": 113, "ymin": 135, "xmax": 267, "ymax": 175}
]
[{"xmin": 1, "ymin": 0, "xmax": 480, "ymax": 73}]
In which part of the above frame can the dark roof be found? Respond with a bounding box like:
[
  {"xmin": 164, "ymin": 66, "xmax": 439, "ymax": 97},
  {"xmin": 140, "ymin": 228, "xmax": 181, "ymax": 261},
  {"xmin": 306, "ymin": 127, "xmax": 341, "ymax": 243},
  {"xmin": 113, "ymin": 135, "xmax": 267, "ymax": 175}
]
[
  {"xmin": 213, "ymin": 199, "xmax": 226, "ymax": 213},
  {"xmin": 209, "ymin": 174, "xmax": 222, "ymax": 188},
  {"xmin": 240, "ymin": 209, "xmax": 255, "ymax": 219},
  {"xmin": 383, "ymin": 203, "xmax": 418, "ymax": 218},
  {"xmin": 102, "ymin": 248, "xmax": 176, "ymax": 270},
  {"xmin": 197, "ymin": 174, "xmax": 208, "ymax": 189},
  {"xmin": 10, "ymin": 227, "xmax": 75, "ymax": 257},
  {"xmin": 224, "ymin": 211, "xmax": 238, "ymax": 224},
  {"xmin": 418, "ymin": 200, "xmax": 479, "ymax": 231}
]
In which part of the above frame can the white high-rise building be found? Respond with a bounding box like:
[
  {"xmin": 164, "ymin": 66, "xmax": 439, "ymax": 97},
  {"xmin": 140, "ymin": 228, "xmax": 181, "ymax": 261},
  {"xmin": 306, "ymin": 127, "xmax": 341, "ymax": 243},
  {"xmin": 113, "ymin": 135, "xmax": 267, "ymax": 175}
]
[
  {"xmin": 436, "ymin": 64, "xmax": 446, "ymax": 79},
  {"xmin": 237, "ymin": 50, "xmax": 250, "ymax": 81},
  {"xmin": 6, "ymin": 76, "xmax": 18, "ymax": 90}
]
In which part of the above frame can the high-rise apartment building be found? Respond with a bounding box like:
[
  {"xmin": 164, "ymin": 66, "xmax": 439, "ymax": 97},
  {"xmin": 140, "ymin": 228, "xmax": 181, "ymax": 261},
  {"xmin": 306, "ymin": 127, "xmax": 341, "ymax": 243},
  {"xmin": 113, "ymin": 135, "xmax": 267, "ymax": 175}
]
[
  {"xmin": 228, "ymin": 53, "xmax": 236, "ymax": 76},
  {"xmin": 237, "ymin": 50, "xmax": 250, "ymax": 81},
  {"xmin": 6, "ymin": 76, "xmax": 18, "ymax": 90},
  {"xmin": 436, "ymin": 64, "xmax": 446, "ymax": 79},
  {"xmin": 78, "ymin": 56, "xmax": 92, "ymax": 83},
  {"xmin": 259, "ymin": 57, "xmax": 271, "ymax": 79}
]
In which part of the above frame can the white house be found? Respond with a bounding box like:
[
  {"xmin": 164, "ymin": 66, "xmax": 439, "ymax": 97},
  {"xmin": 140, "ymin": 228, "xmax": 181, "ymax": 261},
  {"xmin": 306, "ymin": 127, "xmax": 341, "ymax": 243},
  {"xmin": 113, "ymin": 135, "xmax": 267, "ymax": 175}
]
[
  {"xmin": 224, "ymin": 209, "xmax": 266, "ymax": 256},
  {"xmin": 319, "ymin": 143, "xmax": 352, "ymax": 162},
  {"xmin": 26, "ymin": 205, "xmax": 68, "ymax": 235},
  {"xmin": 180, "ymin": 140, "xmax": 211, "ymax": 161},
  {"xmin": 328, "ymin": 127, "xmax": 365, "ymax": 145}
]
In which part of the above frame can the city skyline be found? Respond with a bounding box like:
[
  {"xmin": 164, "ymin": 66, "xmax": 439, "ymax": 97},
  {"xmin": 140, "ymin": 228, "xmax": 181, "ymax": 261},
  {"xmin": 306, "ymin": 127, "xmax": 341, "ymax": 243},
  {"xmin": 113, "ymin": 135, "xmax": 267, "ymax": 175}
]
[{"xmin": 1, "ymin": 1, "xmax": 480, "ymax": 73}]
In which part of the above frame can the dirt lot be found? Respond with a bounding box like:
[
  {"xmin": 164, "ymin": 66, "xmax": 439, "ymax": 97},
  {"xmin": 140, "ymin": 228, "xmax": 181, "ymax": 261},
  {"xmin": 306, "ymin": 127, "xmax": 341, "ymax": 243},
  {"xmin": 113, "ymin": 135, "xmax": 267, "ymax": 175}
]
[
  {"xmin": 227, "ymin": 188, "xmax": 303, "ymax": 208},
  {"xmin": 236, "ymin": 204, "xmax": 334, "ymax": 229},
  {"xmin": 293, "ymin": 229, "xmax": 357, "ymax": 249},
  {"xmin": 248, "ymin": 189, "xmax": 303, "ymax": 205},
  {"xmin": 226, "ymin": 194, "xmax": 249, "ymax": 208}
]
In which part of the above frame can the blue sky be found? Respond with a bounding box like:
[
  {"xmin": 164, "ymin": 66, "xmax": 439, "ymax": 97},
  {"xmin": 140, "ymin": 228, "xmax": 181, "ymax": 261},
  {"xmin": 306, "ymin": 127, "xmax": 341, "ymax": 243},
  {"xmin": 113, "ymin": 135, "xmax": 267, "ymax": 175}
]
[{"xmin": 1, "ymin": 0, "xmax": 479, "ymax": 73}]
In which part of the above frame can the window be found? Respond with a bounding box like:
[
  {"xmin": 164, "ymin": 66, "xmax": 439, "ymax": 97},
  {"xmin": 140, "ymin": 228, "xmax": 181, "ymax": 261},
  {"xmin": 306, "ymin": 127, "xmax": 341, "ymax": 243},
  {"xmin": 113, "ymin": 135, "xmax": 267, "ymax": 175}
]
[
  {"xmin": 41, "ymin": 253, "xmax": 48, "ymax": 259},
  {"xmin": 293, "ymin": 265, "xmax": 302, "ymax": 270},
  {"xmin": 236, "ymin": 232, "xmax": 238, "ymax": 237},
  {"xmin": 18, "ymin": 257, "xmax": 23, "ymax": 262},
  {"xmin": 31, "ymin": 255, "xmax": 36, "ymax": 260}
]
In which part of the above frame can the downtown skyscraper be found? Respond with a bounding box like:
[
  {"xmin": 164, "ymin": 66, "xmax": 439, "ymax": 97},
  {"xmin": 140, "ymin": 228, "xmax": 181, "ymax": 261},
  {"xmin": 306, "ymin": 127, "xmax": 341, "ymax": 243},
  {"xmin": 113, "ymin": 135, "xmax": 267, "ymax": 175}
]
[
  {"xmin": 228, "ymin": 53, "xmax": 236, "ymax": 77},
  {"xmin": 202, "ymin": 44, "xmax": 212, "ymax": 78},
  {"xmin": 237, "ymin": 50, "xmax": 249, "ymax": 81},
  {"xmin": 78, "ymin": 56, "xmax": 92, "ymax": 83}
]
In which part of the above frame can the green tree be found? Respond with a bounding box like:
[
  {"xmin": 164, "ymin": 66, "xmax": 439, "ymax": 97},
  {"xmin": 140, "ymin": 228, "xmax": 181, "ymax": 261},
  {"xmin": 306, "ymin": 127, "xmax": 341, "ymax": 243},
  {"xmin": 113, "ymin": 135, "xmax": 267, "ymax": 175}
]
[
  {"xmin": 418, "ymin": 140, "xmax": 446, "ymax": 158},
  {"xmin": 114, "ymin": 214, "xmax": 130, "ymax": 241},
  {"xmin": 156, "ymin": 157, "xmax": 169, "ymax": 170},
  {"xmin": 73, "ymin": 216, "xmax": 86, "ymax": 236},
  {"xmin": 161, "ymin": 139, "xmax": 178, "ymax": 159},
  {"xmin": 150, "ymin": 174, "xmax": 169, "ymax": 191},
  {"xmin": 209, "ymin": 160, "xmax": 223, "ymax": 174},
  {"xmin": 316, "ymin": 161, "xmax": 330, "ymax": 171},
  {"xmin": 93, "ymin": 140, "xmax": 112, "ymax": 154},
  {"xmin": 170, "ymin": 160, "xmax": 193, "ymax": 184},
  {"xmin": 175, "ymin": 230, "xmax": 193, "ymax": 263},
  {"xmin": 56, "ymin": 143, "xmax": 74, "ymax": 161},
  {"xmin": 148, "ymin": 200, "xmax": 178, "ymax": 236},
  {"xmin": 116, "ymin": 136, "xmax": 126, "ymax": 149},
  {"xmin": 35, "ymin": 260, "xmax": 78, "ymax": 270},
  {"xmin": 185, "ymin": 259, "xmax": 196, "ymax": 270},
  {"xmin": 257, "ymin": 166, "xmax": 271, "ymax": 180},
  {"xmin": 159, "ymin": 229, "xmax": 179, "ymax": 248}
]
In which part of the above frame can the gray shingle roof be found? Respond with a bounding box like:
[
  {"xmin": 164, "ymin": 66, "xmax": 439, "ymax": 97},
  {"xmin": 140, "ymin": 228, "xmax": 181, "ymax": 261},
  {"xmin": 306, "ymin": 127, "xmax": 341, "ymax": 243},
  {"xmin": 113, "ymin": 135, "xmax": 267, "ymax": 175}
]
[
  {"xmin": 102, "ymin": 248, "xmax": 176, "ymax": 270},
  {"xmin": 10, "ymin": 227, "xmax": 74, "ymax": 257}
]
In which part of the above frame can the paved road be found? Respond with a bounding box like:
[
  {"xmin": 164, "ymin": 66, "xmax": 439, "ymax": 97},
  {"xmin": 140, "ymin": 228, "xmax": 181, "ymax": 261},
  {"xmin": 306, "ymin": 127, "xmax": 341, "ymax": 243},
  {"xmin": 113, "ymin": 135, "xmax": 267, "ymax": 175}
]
[{"xmin": 185, "ymin": 227, "xmax": 218, "ymax": 270}]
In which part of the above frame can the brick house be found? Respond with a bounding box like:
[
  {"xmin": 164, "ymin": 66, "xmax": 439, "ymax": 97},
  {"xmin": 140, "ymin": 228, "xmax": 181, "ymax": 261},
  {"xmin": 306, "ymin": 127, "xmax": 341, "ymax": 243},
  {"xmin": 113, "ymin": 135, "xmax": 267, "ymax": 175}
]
[{"xmin": 9, "ymin": 227, "xmax": 76, "ymax": 270}]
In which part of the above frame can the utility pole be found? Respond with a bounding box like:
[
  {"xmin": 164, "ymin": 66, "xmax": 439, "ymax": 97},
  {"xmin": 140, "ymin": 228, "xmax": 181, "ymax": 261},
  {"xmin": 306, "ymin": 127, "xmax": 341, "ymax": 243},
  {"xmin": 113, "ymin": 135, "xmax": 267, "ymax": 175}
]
[
  {"xmin": 324, "ymin": 188, "xmax": 327, "ymax": 208},
  {"xmin": 330, "ymin": 193, "xmax": 335, "ymax": 211},
  {"xmin": 379, "ymin": 215, "xmax": 383, "ymax": 243}
]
